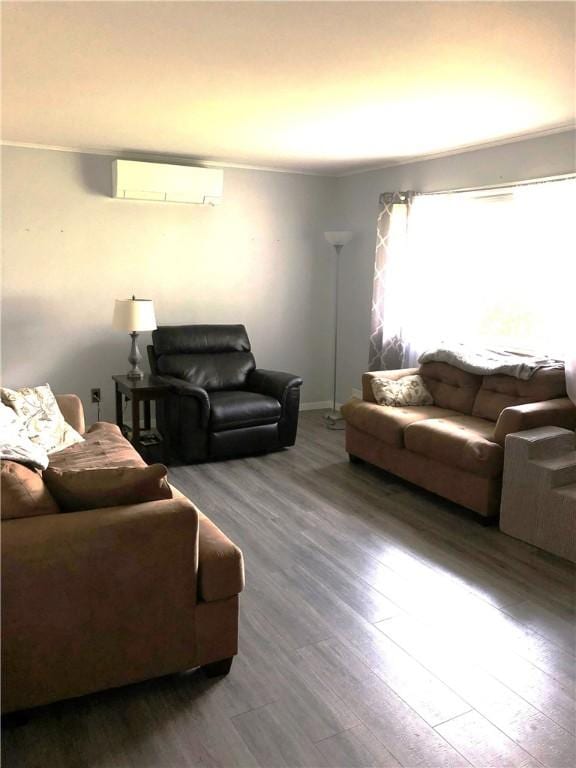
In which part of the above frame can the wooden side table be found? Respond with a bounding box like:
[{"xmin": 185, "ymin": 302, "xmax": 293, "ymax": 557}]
[{"xmin": 112, "ymin": 375, "xmax": 171, "ymax": 461}]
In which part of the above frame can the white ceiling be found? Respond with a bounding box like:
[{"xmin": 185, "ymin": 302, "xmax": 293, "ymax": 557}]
[{"xmin": 2, "ymin": 1, "xmax": 575, "ymax": 174}]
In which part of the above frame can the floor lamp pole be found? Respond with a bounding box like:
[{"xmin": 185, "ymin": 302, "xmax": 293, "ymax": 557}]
[
  {"xmin": 326, "ymin": 243, "xmax": 344, "ymax": 429},
  {"xmin": 332, "ymin": 244, "xmax": 341, "ymax": 413},
  {"xmin": 323, "ymin": 230, "xmax": 353, "ymax": 429}
]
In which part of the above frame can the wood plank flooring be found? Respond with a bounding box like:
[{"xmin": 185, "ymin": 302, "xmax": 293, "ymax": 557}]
[{"xmin": 3, "ymin": 412, "xmax": 576, "ymax": 768}]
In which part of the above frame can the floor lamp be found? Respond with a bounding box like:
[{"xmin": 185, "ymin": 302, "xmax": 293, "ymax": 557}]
[{"xmin": 324, "ymin": 230, "xmax": 353, "ymax": 429}]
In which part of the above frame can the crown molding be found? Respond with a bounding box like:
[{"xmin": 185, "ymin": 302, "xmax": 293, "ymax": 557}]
[
  {"xmin": 2, "ymin": 122, "xmax": 574, "ymax": 179},
  {"xmin": 0, "ymin": 141, "xmax": 327, "ymax": 177},
  {"xmin": 335, "ymin": 123, "xmax": 576, "ymax": 178}
]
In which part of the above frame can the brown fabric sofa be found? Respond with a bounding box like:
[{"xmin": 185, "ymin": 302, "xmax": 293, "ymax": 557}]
[
  {"xmin": 1, "ymin": 395, "xmax": 244, "ymax": 714},
  {"xmin": 341, "ymin": 362, "xmax": 576, "ymax": 519}
]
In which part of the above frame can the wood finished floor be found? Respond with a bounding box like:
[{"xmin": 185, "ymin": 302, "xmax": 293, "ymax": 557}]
[{"xmin": 3, "ymin": 412, "xmax": 576, "ymax": 768}]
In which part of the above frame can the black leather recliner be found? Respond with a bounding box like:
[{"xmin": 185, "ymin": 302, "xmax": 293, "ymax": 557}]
[{"xmin": 148, "ymin": 324, "xmax": 303, "ymax": 462}]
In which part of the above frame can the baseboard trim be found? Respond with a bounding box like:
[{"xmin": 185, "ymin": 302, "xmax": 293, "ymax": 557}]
[{"xmin": 300, "ymin": 401, "xmax": 342, "ymax": 411}]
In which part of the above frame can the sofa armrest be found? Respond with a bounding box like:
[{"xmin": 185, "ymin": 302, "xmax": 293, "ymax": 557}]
[
  {"xmin": 246, "ymin": 369, "xmax": 303, "ymax": 404},
  {"xmin": 494, "ymin": 397, "xmax": 576, "ymax": 446},
  {"xmin": 55, "ymin": 394, "xmax": 85, "ymax": 435},
  {"xmin": 362, "ymin": 368, "xmax": 420, "ymax": 403},
  {"xmin": 154, "ymin": 375, "xmax": 211, "ymax": 426},
  {"xmin": 197, "ymin": 512, "xmax": 245, "ymax": 602},
  {"xmin": 1, "ymin": 497, "xmax": 199, "ymax": 712}
]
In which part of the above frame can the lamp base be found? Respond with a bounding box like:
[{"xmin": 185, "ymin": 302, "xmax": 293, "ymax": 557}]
[
  {"xmin": 127, "ymin": 332, "xmax": 144, "ymax": 381},
  {"xmin": 324, "ymin": 411, "xmax": 345, "ymax": 430}
]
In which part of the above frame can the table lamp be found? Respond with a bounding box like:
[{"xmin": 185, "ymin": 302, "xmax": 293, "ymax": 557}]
[{"xmin": 113, "ymin": 296, "xmax": 157, "ymax": 380}]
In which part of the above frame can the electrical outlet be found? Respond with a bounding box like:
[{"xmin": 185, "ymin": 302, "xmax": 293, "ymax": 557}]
[{"xmin": 91, "ymin": 388, "xmax": 101, "ymax": 404}]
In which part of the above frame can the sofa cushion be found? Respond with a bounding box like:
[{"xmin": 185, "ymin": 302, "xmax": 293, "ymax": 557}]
[
  {"xmin": 419, "ymin": 362, "xmax": 482, "ymax": 415},
  {"xmin": 1, "ymin": 460, "xmax": 59, "ymax": 520},
  {"xmin": 371, "ymin": 375, "xmax": 433, "ymax": 407},
  {"xmin": 44, "ymin": 464, "xmax": 172, "ymax": 512},
  {"xmin": 1, "ymin": 384, "xmax": 84, "ymax": 454},
  {"xmin": 0, "ymin": 402, "xmax": 49, "ymax": 470},
  {"xmin": 472, "ymin": 367, "xmax": 567, "ymax": 421},
  {"xmin": 362, "ymin": 368, "xmax": 420, "ymax": 403},
  {"xmin": 340, "ymin": 398, "xmax": 460, "ymax": 448},
  {"xmin": 209, "ymin": 391, "xmax": 281, "ymax": 431},
  {"xmin": 48, "ymin": 422, "xmax": 145, "ymax": 471},
  {"xmin": 404, "ymin": 415, "xmax": 503, "ymax": 478}
]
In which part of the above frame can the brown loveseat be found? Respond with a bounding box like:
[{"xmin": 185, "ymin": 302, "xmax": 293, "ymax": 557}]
[
  {"xmin": 1, "ymin": 395, "xmax": 244, "ymax": 714},
  {"xmin": 341, "ymin": 362, "xmax": 576, "ymax": 519}
]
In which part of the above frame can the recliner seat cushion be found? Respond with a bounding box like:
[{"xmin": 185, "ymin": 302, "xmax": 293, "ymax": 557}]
[
  {"xmin": 404, "ymin": 415, "xmax": 503, "ymax": 478},
  {"xmin": 340, "ymin": 399, "xmax": 460, "ymax": 448},
  {"xmin": 209, "ymin": 391, "xmax": 281, "ymax": 432},
  {"xmin": 157, "ymin": 352, "xmax": 256, "ymax": 391},
  {"xmin": 419, "ymin": 362, "xmax": 482, "ymax": 415},
  {"xmin": 472, "ymin": 367, "xmax": 567, "ymax": 421}
]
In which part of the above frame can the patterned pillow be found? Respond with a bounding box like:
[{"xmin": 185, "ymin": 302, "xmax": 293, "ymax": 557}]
[
  {"xmin": 0, "ymin": 402, "xmax": 49, "ymax": 469},
  {"xmin": 1, "ymin": 384, "xmax": 84, "ymax": 455},
  {"xmin": 371, "ymin": 375, "xmax": 434, "ymax": 407}
]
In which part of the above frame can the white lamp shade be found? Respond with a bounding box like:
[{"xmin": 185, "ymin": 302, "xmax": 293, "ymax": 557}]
[
  {"xmin": 324, "ymin": 231, "xmax": 353, "ymax": 247},
  {"xmin": 113, "ymin": 298, "xmax": 157, "ymax": 332}
]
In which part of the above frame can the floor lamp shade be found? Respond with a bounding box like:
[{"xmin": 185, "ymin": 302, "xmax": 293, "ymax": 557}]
[
  {"xmin": 113, "ymin": 297, "xmax": 157, "ymax": 380},
  {"xmin": 324, "ymin": 231, "xmax": 353, "ymax": 247}
]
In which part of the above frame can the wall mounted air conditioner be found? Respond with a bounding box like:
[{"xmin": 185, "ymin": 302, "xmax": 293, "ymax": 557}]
[{"xmin": 112, "ymin": 160, "xmax": 223, "ymax": 205}]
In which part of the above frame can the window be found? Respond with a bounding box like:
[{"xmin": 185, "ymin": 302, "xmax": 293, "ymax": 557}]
[{"xmin": 403, "ymin": 177, "xmax": 575, "ymax": 359}]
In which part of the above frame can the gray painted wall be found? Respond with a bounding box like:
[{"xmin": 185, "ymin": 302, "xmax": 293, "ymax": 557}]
[
  {"xmin": 334, "ymin": 130, "xmax": 576, "ymax": 402},
  {"xmin": 2, "ymin": 132, "xmax": 574, "ymax": 424},
  {"xmin": 1, "ymin": 146, "xmax": 336, "ymax": 420}
]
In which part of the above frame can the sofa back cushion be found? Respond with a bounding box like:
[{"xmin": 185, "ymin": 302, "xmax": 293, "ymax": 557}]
[
  {"xmin": 44, "ymin": 464, "xmax": 172, "ymax": 512},
  {"xmin": 419, "ymin": 362, "xmax": 482, "ymax": 415},
  {"xmin": 472, "ymin": 367, "xmax": 567, "ymax": 421},
  {"xmin": 153, "ymin": 324, "xmax": 256, "ymax": 391},
  {"xmin": 1, "ymin": 460, "xmax": 59, "ymax": 520}
]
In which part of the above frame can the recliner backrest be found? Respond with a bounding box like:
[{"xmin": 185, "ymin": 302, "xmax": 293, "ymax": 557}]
[{"xmin": 152, "ymin": 324, "xmax": 256, "ymax": 391}]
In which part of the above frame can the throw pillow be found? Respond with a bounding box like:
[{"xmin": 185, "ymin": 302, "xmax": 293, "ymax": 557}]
[
  {"xmin": 1, "ymin": 384, "xmax": 84, "ymax": 455},
  {"xmin": 43, "ymin": 464, "xmax": 172, "ymax": 512},
  {"xmin": 372, "ymin": 374, "xmax": 434, "ymax": 407},
  {"xmin": 1, "ymin": 460, "xmax": 60, "ymax": 520},
  {"xmin": 0, "ymin": 402, "xmax": 50, "ymax": 469}
]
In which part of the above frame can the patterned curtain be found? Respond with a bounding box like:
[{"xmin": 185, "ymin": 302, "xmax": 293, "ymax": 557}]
[
  {"xmin": 368, "ymin": 191, "xmax": 415, "ymax": 371},
  {"xmin": 567, "ymin": 355, "xmax": 576, "ymax": 406}
]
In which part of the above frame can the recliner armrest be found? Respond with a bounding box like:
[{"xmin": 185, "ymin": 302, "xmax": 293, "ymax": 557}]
[
  {"xmin": 493, "ymin": 397, "xmax": 576, "ymax": 446},
  {"xmin": 155, "ymin": 375, "xmax": 210, "ymax": 428},
  {"xmin": 246, "ymin": 369, "xmax": 303, "ymax": 404},
  {"xmin": 155, "ymin": 375, "xmax": 210, "ymax": 407}
]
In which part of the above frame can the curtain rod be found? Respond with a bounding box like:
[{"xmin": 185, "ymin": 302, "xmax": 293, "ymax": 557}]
[{"xmin": 419, "ymin": 172, "xmax": 576, "ymax": 197}]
